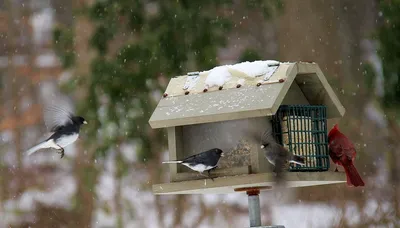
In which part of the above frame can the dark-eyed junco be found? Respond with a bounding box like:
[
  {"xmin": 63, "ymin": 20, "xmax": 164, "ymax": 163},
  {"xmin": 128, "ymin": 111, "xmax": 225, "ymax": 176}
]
[
  {"xmin": 26, "ymin": 96, "xmax": 87, "ymax": 158},
  {"xmin": 162, "ymin": 148, "xmax": 224, "ymax": 180},
  {"xmin": 250, "ymin": 128, "xmax": 305, "ymax": 183}
]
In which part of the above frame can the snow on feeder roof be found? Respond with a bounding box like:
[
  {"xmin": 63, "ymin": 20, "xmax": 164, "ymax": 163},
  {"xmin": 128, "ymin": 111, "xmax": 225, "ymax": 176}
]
[
  {"xmin": 148, "ymin": 60, "xmax": 347, "ymax": 195},
  {"xmin": 149, "ymin": 61, "xmax": 345, "ymax": 129}
]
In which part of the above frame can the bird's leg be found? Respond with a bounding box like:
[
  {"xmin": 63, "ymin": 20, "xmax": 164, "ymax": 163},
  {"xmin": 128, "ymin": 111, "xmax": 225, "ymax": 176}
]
[
  {"xmin": 207, "ymin": 169, "xmax": 215, "ymax": 182},
  {"xmin": 57, "ymin": 147, "xmax": 64, "ymax": 159},
  {"xmin": 334, "ymin": 165, "xmax": 339, "ymax": 172},
  {"xmin": 199, "ymin": 172, "xmax": 210, "ymax": 179}
]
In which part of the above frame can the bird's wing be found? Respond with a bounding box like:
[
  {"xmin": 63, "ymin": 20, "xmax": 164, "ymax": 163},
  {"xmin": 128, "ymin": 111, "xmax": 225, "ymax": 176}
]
[
  {"xmin": 183, "ymin": 152, "xmax": 206, "ymax": 164},
  {"xmin": 247, "ymin": 127, "xmax": 277, "ymax": 145},
  {"xmin": 43, "ymin": 95, "xmax": 75, "ymax": 132},
  {"xmin": 260, "ymin": 128, "xmax": 277, "ymax": 145},
  {"xmin": 182, "ymin": 149, "xmax": 216, "ymax": 165},
  {"xmin": 329, "ymin": 135, "xmax": 356, "ymax": 160},
  {"xmin": 273, "ymin": 146, "xmax": 289, "ymax": 183}
]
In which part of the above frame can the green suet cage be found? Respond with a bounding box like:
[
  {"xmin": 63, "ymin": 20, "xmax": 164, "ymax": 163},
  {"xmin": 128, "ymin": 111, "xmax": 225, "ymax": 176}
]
[{"xmin": 271, "ymin": 105, "xmax": 329, "ymax": 171}]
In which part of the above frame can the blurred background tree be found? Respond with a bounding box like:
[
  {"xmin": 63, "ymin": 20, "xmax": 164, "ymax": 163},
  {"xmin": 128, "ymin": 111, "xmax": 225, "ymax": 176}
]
[
  {"xmin": 375, "ymin": 0, "xmax": 400, "ymax": 219},
  {"xmin": 54, "ymin": 0, "xmax": 282, "ymax": 161},
  {"xmin": 1, "ymin": 0, "xmax": 399, "ymax": 227},
  {"xmin": 53, "ymin": 0, "xmax": 282, "ymax": 227}
]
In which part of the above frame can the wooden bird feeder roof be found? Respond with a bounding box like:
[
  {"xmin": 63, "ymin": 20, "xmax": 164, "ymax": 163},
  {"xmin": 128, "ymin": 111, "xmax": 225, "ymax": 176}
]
[{"xmin": 149, "ymin": 61, "xmax": 345, "ymax": 129}]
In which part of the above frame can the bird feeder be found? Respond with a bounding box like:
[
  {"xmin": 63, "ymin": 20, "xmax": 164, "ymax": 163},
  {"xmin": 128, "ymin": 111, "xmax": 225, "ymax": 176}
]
[{"xmin": 149, "ymin": 61, "xmax": 346, "ymax": 195}]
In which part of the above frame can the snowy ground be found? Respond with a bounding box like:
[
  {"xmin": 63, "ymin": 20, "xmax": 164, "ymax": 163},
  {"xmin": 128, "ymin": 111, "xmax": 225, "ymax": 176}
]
[{"xmin": 1, "ymin": 143, "xmax": 396, "ymax": 228}]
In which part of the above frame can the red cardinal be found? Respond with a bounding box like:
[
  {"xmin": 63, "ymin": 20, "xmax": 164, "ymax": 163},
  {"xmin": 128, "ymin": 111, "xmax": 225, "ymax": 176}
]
[{"xmin": 328, "ymin": 124, "xmax": 365, "ymax": 187}]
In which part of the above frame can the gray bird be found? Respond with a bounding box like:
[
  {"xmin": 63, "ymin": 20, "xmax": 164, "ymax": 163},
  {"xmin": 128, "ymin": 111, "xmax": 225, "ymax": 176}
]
[{"xmin": 251, "ymin": 127, "xmax": 305, "ymax": 183}]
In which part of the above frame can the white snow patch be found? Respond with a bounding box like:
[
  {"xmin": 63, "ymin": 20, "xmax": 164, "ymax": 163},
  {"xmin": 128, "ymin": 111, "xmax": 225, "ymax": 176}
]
[
  {"xmin": 59, "ymin": 70, "xmax": 74, "ymax": 84},
  {"xmin": 360, "ymin": 39, "xmax": 384, "ymax": 97},
  {"xmin": 38, "ymin": 81, "xmax": 59, "ymax": 103},
  {"xmin": 30, "ymin": 8, "xmax": 54, "ymax": 45},
  {"xmin": 363, "ymin": 199, "xmax": 379, "ymax": 219},
  {"xmin": 203, "ymin": 60, "xmax": 280, "ymax": 89},
  {"xmin": 93, "ymin": 209, "xmax": 117, "ymax": 227},
  {"xmin": 204, "ymin": 66, "xmax": 232, "ymax": 88},
  {"xmin": 36, "ymin": 53, "xmax": 59, "ymax": 68},
  {"xmin": 120, "ymin": 142, "xmax": 138, "ymax": 162},
  {"xmin": 202, "ymin": 194, "xmax": 220, "ymax": 206},
  {"xmin": 344, "ymin": 201, "xmax": 361, "ymax": 226},
  {"xmin": 271, "ymin": 203, "xmax": 341, "ymax": 228},
  {"xmin": 1, "ymin": 130, "xmax": 13, "ymax": 142},
  {"xmin": 4, "ymin": 175, "xmax": 76, "ymax": 213},
  {"xmin": 96, "ymin": 172, "xmax": 116, "ymax": 202},
  {"xmin": 364, "ymin": 102, "xmax": 387, "ymax": 129},
  {"xmin": 223, "ymin": 193, "xmax": 248, "ymax": 207},
  {"xmin": 119, "ymin": 184, "xmax": 159, "ymax": 228},
  {"xmin": 229, "ymin": 60, "xmax": 279, "ymax": 77}
]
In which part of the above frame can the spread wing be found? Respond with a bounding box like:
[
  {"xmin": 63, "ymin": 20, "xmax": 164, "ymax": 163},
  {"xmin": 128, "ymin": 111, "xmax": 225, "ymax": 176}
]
[
  {"xmin": 43, "ymin": 95, "xmax": 75, "ymax": 132},
  {"xmin": 247, "ymin": 127, "xmax": 277, "ymax": 145},
  {"xmin": 260, "ymin": 128, "xmax": 277, "ymax": 144}
]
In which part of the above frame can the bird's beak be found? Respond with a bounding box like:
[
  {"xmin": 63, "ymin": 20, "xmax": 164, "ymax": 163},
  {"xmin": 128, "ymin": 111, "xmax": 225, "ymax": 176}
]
[
  {"xmin": 260, "ymin": 145, "xmax": 265, "ymax": 149},
  {"xmin": 83, "ymin": 121, "xmax": 88, "ymax": 125}
]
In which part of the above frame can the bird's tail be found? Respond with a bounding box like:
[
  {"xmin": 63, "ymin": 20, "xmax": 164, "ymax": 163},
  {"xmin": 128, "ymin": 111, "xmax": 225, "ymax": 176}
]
[
  {"xmin": 162, "ymin": 160, "xmax": 183, "ymax": 164},
  {"xmin": 26, "ymin": 141, "xmax": 51, "ymax": 156},
  {"xmin": 289, "ymin": 154, "xmax": 305, "ymax": 166},
  {"xmin": 343, "ymin": 163, "xmax": 365, "ymax": 187}
]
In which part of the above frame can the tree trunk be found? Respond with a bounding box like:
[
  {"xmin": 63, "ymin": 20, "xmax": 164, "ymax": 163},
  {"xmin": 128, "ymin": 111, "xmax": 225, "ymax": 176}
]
[
  {"xmin": 5, "ymin": 0, "xmax": 24, "ymax": 197},
  {"xmin": 115, "ymin": 145, "xmax": 124, "ymax": 228},
  {"xmin": 72, "ymin": 0, "xmax": 96, "ymax": 226}
]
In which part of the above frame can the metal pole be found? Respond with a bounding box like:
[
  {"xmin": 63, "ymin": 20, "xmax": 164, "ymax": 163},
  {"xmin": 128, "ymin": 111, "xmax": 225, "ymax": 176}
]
[
  {"xmin": 235, "ymin": 187, "xmax": 285, "ymax": 228},
  {"xmin": 246, "ymin": 189, "xmax": 286, "ymax": 228},
  {"xmin": 247, "ymin": 189, "xmax": 261, "ymax": 227}
]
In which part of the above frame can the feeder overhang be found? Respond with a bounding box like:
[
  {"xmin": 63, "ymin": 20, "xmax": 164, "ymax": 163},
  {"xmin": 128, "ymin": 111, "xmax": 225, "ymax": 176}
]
[{"xmin": 149, "ymin": 62, "xmax": 345, "ymax": 129}]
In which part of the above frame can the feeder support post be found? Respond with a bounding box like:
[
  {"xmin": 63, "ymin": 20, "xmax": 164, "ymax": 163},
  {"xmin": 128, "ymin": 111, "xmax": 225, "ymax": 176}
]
[
  {"xmin": 246, "ymin": 189, "xmax": 286, "ymax": 228},
  {"xmin": 247, "ymin": 189, "xmax": 262, "ymax": 227}
]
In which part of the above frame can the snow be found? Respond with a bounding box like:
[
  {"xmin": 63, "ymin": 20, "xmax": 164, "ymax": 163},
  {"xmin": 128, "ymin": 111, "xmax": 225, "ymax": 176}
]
[
  {"xmin": 203, "ymin": 60, "xmax": 280, "ymax": 89},
  {"xmin": 36, "ymin": 53, "xmax": 59, "ymax": 68},
  {"xmin": 229, "ymin": 60, "xmax": 279, "ymax": 77},
  {"xmin": 364, "ymin": 102, "xmax": 387, "ymax": 129},
  {"xmin": 30, "ymin": 8, "xmax": 54, "ymax": 45},
  {"xmin": 237, "ymin": 78, "xmax": 245, "ymax": 85},
  {"xmin": 344, "ymin": 201, "xmax": 361, "ymax": 226},
  {"xmin": 96, "ymin": 172, "xmax": 116, "ymax": 202},
  {"xmin": 271, "ymin": 203, "xmax": 341, "ymax": 227},
  {"xmin": 3, "ymin": 174, "xmax": 76, "ymax": 214},
  {"xmin": 204, "ymin": 66, "xmax": 232, "ymax": 89},
  {"xmin": 59, "ymin": 70, "xmax": 74, "ymax": 84},
  {"xmin": 360, "ymin": 39, "xmax": 384, "ymax": 97}
]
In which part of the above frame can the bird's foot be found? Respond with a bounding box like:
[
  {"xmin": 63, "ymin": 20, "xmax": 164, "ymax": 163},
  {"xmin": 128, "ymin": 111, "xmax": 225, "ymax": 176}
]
[
  {"xmin": 201, "ymin": 172, "xmax": 215, "ymax": 182},
  {"xmin": 207, "ymin": 168, "xmax": 217, "ymax": 181},
  {"xmin": 207, "ymin": 173, "xmax": 215, "ymax": 182},
  {"xmin": 334, "ymin": 167, "xmax": 339, "ymax": 172},
  {"xmin": 57, "ymin": 148, "xmax": 65, "ymax": 159}
]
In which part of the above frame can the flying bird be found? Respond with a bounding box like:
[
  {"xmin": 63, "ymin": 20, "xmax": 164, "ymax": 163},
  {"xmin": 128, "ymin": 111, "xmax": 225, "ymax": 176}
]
[
  {"xmin": 328, "ymin": 124, "xmax": 365, "ymax": 187},
  {"xmin": 26, "ymin": 95, "xmax": 87, "ymax": 158},
  {"xmin": 162, "ymin": 148, "xmax": 224, "ymax": 180},
  {"xmin": 250, "ymin": 127, "xmax": 305, "ymax": 183}
]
